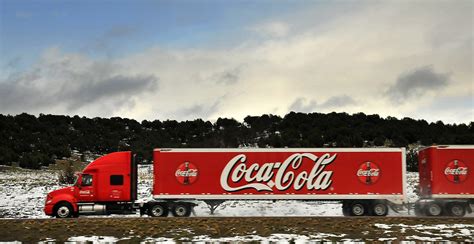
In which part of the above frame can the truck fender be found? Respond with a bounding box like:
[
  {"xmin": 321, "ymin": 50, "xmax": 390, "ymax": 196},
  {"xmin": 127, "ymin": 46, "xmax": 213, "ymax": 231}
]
[{"xmin": 51, "ymin": 194, "xmax": 78, "ymax": 212}]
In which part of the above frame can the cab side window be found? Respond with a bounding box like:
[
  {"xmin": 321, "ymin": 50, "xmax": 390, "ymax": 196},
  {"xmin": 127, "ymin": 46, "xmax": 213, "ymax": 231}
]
[
  {"xmin": 110, "ymin": 175, "xmax": 123, "ymax": 185},
  {"xmin": 82, "ymin": 174, "xmax": 93, "ymax": 186}
]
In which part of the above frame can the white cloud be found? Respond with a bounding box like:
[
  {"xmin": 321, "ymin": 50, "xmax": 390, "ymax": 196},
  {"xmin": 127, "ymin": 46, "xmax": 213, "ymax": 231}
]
[
  {"xmin": 1, "ymin": 1, "xmax": 472, "ymax": 124},
  {"xmin": 250, "ymin": 21, "xmax": 290, "ymax": 38}
]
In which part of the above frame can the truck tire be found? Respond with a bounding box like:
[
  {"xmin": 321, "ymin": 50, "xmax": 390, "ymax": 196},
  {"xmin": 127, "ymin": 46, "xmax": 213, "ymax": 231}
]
[
  {"xmin": 350, "ymin": 202, "xmax": 367, "ymax": 216},
  {"xmin": 172, "ymin": 204, "xmax": 191, "ymax": 217},
  {"xmin": 426, "ymin": 202, "xmax": 443, "ymax": 216},
  {"xmin": 342, "ymin": 206, "xmax": 351, "ymax": 216},
  {"xmin": 148, "ymin": 203, "xmax": 169, "ymax": 217},
  {"xmin": 447, "ymin": 203, "xmax": 466, "ymax": 217},
  {"xmin": 372, "ymin": 202, "xmax": 388, "ymax": 216},
  {"xmin": 54, "ymin": 202, "xmax": 74, "ymax": 218}
]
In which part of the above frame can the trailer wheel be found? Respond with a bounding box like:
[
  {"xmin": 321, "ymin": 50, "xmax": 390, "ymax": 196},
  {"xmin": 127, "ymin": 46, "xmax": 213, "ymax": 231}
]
[
  {"xmin": 350, "ymin": 202, "xmax": 367, "ymax": 216},
  {"xmin": 148, "ymin": 203, "xmax": 169, "ymax": 217},
  {"xmin": 447, "ymin": 203, "xmax": 466, "ymax": 217},
  {"xmin": 426, "ymin": 202, "xmax": 443, "ymax": 216},
  {"xmin": 372, "ymin": 202, "xmax": 388, "ymax": 216},
  {"xmin": 54, "ymin": 202, "xmax": 74, "ymax": 218},
  {"xmin": 172, "ymin": 204, "xmax": 191, "ymax": 217}
]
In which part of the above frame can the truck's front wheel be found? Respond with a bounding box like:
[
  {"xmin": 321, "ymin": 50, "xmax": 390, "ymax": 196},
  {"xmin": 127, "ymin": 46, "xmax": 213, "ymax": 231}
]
[{"xmin": 54, "ymin": 202, "xmax": 74, "ymax": 218}]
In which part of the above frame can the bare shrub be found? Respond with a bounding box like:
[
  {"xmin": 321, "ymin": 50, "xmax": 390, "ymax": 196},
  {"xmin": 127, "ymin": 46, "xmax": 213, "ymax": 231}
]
[{"xmin": 58, "ymin": 161, "xmax": 76, "ymax": 184}]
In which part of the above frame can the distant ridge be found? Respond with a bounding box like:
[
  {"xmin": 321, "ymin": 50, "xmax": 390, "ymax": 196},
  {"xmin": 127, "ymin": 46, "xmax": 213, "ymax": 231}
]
[{"xmin": 0, "ymin": 112, "xmax": 472, "ymax": 170}]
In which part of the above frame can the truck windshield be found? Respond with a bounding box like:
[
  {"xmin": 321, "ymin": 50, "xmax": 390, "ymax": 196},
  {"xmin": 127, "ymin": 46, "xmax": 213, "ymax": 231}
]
[
  {"xmin": 81, "ymin": 174, "xmax": 93, "ymax": 186},
  {"xmin": 73, "ymin": 174, "xmax": 79, "ymax": 186}
]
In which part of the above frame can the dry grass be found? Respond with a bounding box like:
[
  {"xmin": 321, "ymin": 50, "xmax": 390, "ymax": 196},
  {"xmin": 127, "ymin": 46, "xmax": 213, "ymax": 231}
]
[{"xmin": 0, "ymin": 217, "xmax": 473, "ymax": 242}]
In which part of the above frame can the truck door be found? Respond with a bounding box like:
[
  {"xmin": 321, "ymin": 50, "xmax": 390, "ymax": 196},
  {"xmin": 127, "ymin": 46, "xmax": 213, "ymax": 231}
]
[
  {"xmin": 78, "ymin": 173, "xmax": 95, "ymax": 202},
  {"xmin": 108, "ymin": 174, "xmax": 126, "ymax": 200}
]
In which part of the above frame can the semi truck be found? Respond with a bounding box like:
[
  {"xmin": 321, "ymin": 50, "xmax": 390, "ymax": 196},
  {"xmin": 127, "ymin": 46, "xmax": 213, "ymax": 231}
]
[
  {"xmin": 44, "ymin": 148, "xmax": 406, "ymax": 218},
  {"xmin": 43, "ymin": 146, "xmax": 472, "ymax": 218}
]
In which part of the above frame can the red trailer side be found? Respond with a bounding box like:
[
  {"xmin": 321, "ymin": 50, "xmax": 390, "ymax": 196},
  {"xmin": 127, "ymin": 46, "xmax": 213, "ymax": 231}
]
[
  {"xmin": 416, "ymin": 145, "xmax": 473, "ymax": 216},
  {"xmin": 419, "ymin": 146, "xmax": 473, "ymax": 198},
  {"xmin": 152, "ymin": 148, "xmax": 406, "ymax": 216}
]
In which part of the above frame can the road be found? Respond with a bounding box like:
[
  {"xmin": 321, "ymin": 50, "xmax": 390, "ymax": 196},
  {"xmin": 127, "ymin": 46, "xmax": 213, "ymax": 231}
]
[{"xmin": 1, "ymin": 216, "xmax": 473, "ymax": 242}]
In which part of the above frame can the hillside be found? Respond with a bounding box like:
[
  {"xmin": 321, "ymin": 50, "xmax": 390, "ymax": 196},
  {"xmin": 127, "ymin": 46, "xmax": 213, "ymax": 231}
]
[{"xmin": 0, "ymin": 112, "xmax": 472, "ymax": 170}]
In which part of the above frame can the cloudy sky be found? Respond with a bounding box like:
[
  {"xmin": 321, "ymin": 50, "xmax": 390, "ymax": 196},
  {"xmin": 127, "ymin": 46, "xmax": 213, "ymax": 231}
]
[{"xmin": 0, "ymin": 0, "xmax": 472, "ymax": 124}]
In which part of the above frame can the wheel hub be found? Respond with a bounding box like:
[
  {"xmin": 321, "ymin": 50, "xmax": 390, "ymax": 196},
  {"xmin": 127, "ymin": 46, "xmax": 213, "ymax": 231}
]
[
  {"xmin": 428, "ymin": 204, "xmax": 442, "ymax": 216},
  {"xmin": 352, "ymin": 204, "xmax": 364, "ymax": 216},
  {"xmin": 175, "ymin": 206, "xmax": 186, "ymax": 216},
  {"xmin": 57, "ymin": 206, "xmax": 70, "ymax": 218},
  {"xmin": 374, "ymin": 204, "xmax": 387, "ymax": 216},
  {"xmin": 152, "ymin": 206, "xmax": 164, "ymax": 216}
]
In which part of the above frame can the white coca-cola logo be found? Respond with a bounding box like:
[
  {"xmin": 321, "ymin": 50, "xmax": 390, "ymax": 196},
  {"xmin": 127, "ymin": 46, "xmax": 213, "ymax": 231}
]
[
  {"xmin": 220, "ymin": 153, "xmax": 336, "ymax": 192},
  {"xmin": 444, "ymin": 167, "xmax": 468, "ymax": 176},
  {"xmin": 175, "ymin": 169, "xmax": 198, "ymax": 177},
  {"xmin": 356, "ymin": 161, "xmax": 380, "ymax": 184},
  {"xmin": 357, "ymin": 168, "xmax": 380, "ymax": 177}
]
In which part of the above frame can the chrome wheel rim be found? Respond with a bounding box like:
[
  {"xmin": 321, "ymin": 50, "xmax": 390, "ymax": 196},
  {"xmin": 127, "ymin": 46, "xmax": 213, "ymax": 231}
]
[
  {"xmin": 175, "ymin": 206, "xmax": 187, "ymax": 216},
  {"xmin": 451, "ymin": 205, "xmax": 464, "ymax": 216},
  {"xmin": 152, "ymin": 205, "xmax": 164, "ymax": 216},
  {"xmin": 374, "ymin": 204, "xmax": 387, "ymax": 216},
  {"xmin": 352, "ymin": 204, "xmax": 364, "ymax": 216},
  {"xmin": 428, "ymin": 204, "xmax": 442, "ymax": 216},
  {"xmin": 57, "ymin": 206, "xmax": 70, "ymax": 218}
]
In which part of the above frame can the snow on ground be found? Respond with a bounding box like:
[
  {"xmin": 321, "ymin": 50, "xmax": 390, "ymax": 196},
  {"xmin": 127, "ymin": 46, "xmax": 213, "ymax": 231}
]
[
  {"xmin": 41, "ymin": 226, "xmax": 474, "ymax": 243},
  {"xmin": 0, "ymin": 165, "xmax": 471, "ymax": 218},
  {"xmin": 373, "ymin": 223, "xmax": 474, "ymax": 242},
  {"xmin": 0, "ymin": 166, "xmax": 66, "ymax": 218}
]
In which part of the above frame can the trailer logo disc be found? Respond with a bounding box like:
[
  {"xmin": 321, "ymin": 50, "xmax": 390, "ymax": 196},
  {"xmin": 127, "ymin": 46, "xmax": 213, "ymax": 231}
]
[
  {"xmin": 444, "ymin": 160, "xmax": 468, "ymax": 183},
  {"xmin": 175, "ymin": 162, "xmax": 198, "ymax": 185},
  {"xmin": 357, "ymin": 161, "xmax": 380, "ymax": 185}
]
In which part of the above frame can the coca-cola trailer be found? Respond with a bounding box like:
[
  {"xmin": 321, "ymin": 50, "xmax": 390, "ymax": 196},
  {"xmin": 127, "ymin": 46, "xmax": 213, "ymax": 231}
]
[
  {"xmin": 44, "ymin": 148, "xmax": 407, "ymax": 218},
  {"xmin": 415, "ymin": 145, "xmax": 473, "ymax": 216}
]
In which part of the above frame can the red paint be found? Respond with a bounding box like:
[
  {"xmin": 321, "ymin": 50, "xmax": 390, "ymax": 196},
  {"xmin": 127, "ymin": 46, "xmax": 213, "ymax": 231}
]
[
  {"xmin": 79, "ymin": 151, "xmax": 132, "ymax": 202},
  {"xmin": 44, "ymin": 151, "xmax": 132, "ymax": 216},
  {"xmin": 153, "ymin": 149, "xmax": 405, "ymax": 198},
  {"xmin": 418, "ymin": 146, "xmax": 473, "ymax": 198}
]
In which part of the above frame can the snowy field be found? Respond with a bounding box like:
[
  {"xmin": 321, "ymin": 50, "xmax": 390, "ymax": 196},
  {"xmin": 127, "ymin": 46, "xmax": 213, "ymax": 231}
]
[{"xmin": 0, "ymin": 165, "xmax": 424, "ymax": 218}]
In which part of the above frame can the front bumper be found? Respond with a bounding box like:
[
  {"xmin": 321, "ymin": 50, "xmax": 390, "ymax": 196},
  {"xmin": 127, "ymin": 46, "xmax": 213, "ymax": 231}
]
[{"xmin": 44, "ymin": 204, "xmax": 54, "ymax": 216}]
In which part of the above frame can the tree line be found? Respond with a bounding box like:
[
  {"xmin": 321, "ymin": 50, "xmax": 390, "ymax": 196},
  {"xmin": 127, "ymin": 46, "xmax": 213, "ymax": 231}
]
[{"xmin": 0, "ymin": 112, "xmax": 472, "ymax": 171}]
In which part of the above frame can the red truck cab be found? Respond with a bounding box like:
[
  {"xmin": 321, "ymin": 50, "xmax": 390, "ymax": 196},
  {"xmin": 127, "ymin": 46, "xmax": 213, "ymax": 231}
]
[{"xmin": 44, "ymin": 151, "xmax": 137, "ymax": 218}]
